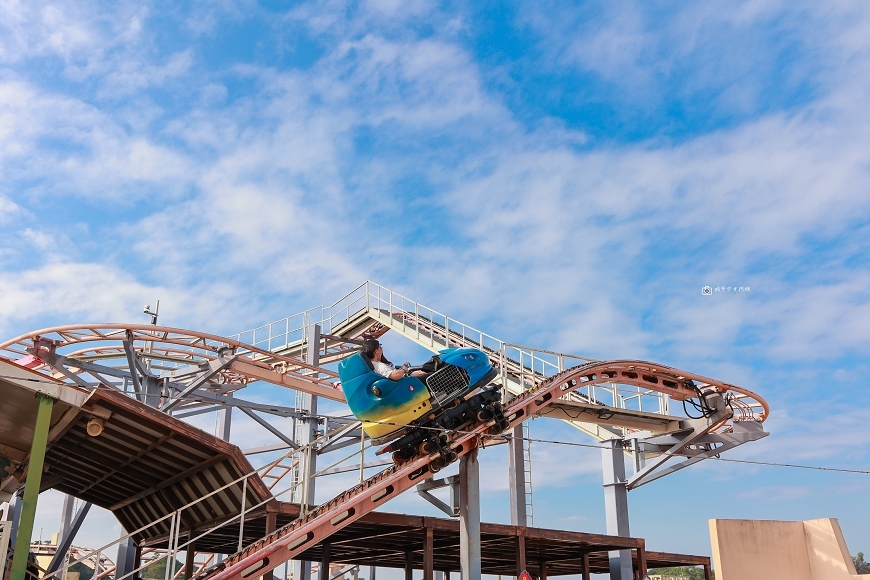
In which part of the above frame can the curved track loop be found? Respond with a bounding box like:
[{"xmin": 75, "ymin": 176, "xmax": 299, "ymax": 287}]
[
  {"xmin": 556, "ymin": 360, "xmax": 769, "ymax": 428},
  {"xmin": 197, "ymin": 360, "xmax": 768, "ymax": 580},
  {"xmin": 0, "ymin": 324, "xmax": 345, "ymax": 402},
  {"xmin": 0, "ymin": 324, "xmax": 768, "ymax": 425}
]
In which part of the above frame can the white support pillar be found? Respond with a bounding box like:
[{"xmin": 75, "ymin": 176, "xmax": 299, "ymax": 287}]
[
  {"xmin": 216, "ymin": 394, "xmax": 233, "ymax": 566},
  {"xmin": 601, "ymin": 439, "xmax": 632, "ymax": 580},
  {"xmin": 297, "ymin": 322, "xmax": 320, "ymax": 508},
  {"xmin": 292, "ymin": 324, "xmax": 321, "ymax": 580},
  {"xmin": 7, "ymin": 490, "xmax": 22, "ymax": 549},
  {"xmin": 58, "ymin": 494, "xmax": 75, "ymax": 544},
  {"xmin": 459, "ymin": 448, "xmax": 481, "ymax": 580},
  {"xmin": 218, "ymin": 393, "xmax": 233, "ymax": 442},
  {"xmin": 507, "ymin": 425, "xmax": 527, "ymax": 527}
]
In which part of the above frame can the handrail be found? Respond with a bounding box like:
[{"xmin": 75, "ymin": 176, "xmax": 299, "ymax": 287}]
[
  {"xmin": 231, "ymin": 280, "xmax": 767, "ymax": 422},
  {"xmin": 230, "ymin": 282, "xmax": 681, "ymax": 419},
  {"xmin": 39, "ymin": 419, "xmax": 369, "ymax": 580}
]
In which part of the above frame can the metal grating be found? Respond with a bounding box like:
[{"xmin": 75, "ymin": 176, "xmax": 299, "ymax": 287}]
[{"xmin": 425, "ymin": 365, "xmax": 470, "ymax": 405}]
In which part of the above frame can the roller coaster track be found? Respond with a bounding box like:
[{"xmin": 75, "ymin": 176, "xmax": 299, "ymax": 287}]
[
  {"xmin": 0, "ymin": 324, "xmax": 347, "ymax": 410},
  {"xmin": 192, "ymin": 358, "xmax": 762, "ymax": 580}
]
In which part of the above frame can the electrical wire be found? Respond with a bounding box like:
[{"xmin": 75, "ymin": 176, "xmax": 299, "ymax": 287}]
[
  {"xmin": 4, "ymin": 375, "xmax": 867, "ymax": 476},
  {"xmin": 345, "ymin": 417, "xmax": 870, "ymax": 476},
  {"xmin": 682, "ymin": 385, "xmax": 717, "ymax": 419}
]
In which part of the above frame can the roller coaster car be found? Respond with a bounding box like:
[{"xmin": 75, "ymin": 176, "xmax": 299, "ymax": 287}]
[{"xmin": 338, "ymin": 347, "xmax": 507, "ymax": 470}]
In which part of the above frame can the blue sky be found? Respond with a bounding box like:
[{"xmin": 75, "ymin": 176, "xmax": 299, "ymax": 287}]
[{"xmin": 2, "ymin": 0, "xmax": 870, "ymax": 572}]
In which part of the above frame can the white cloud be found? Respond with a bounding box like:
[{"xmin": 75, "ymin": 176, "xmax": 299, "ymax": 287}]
[
  {"xmin": 362, "ymin": 0, "xmax": 434, "ymax": 20},
  {"xmin": 1, "ymin": 0, "xmax": 868, "ymax": 370},
  {"xmin": 0, "ymin": 77, "xmax": 194, "ymax": 201},
  {"xmin": 0, "ymin": 261, "xmax": 250, "ymax": 339},
  {"xmin": 3, "ymin": 0, "xmax": 868, "ymax": 561},
  {"xmin": 21, "ymin": 228, "xmax": 55, "ymax": 250},
  {"xmin": 98, "ymin": 49, "xmax": 195, "ymax": 97},
  {"xmin": 0, "ymin": 195, "xmax": 23, "ymax": 223},
  {"xmin": 0, "ymin": 0, "xmax": 149, "ymax": 69}
]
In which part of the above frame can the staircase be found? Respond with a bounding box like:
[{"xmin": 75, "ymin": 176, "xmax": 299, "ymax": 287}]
[{"xmin": 231, "ymin": 281, "xmax": 675, "ymax": 443}]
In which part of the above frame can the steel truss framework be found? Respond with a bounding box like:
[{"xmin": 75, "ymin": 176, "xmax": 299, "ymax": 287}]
[{"xmin": 0, "ymin": 280, "xmax": 770, "ymax": 580}]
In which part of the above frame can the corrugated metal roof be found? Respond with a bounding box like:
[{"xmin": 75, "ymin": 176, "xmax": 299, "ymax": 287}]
[{"xmin": 42, "ymin": 388, "xmax": 272, "ymax": 543}]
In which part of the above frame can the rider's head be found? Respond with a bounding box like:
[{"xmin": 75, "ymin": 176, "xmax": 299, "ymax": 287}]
[
  {"xmin": 362, "ymin": 339, "xmax": 380, "ymax": 359},
  {"xmin": 362, "ymin": 338, "xmax": 391, "ymax": 365}
]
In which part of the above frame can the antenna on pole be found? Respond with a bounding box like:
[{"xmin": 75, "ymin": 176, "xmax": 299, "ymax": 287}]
[{"xmin": 143, "ymin": 301, "xmax": 159, "ymax": 325}]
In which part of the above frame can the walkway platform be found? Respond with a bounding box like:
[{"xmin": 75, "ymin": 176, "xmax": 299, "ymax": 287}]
[{"xmin": 143, "ymin": 502, "xmax": 712, "ymax": 579}]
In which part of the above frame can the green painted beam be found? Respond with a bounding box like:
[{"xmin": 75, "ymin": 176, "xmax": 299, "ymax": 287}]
[{"xmin": 10, "ymin": 393, "xmax": 55, "ymax": 580}]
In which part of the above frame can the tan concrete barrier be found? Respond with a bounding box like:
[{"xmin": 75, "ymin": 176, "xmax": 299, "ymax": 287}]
[{"xmin": 709, "ymin": 518, "xmax": 860, "ymax": 580}]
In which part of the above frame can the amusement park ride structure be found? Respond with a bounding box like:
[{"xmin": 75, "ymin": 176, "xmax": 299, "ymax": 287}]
[{"xmin": 0, "ymin": 281, "xmax": 769, "ymax": 580}]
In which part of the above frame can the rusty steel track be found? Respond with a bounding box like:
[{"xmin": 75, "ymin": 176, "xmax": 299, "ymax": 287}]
[{"xmin": 194, "ymin": 359, "xmax": 766, "ymax": 580}]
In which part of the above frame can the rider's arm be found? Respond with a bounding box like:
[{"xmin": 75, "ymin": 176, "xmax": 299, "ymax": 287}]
[
  {"xmin": 373, "ymin": 360, "xmax": 406, "ymax": 381},
  {"xmin": 387, "ymin": 369, "xmax": 406, "ymax": 380}
]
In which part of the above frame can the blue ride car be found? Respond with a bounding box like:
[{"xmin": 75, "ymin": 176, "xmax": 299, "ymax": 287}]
[{"xmin": 338, "ymin": 346, "xmax": 505, "ymax": 465}]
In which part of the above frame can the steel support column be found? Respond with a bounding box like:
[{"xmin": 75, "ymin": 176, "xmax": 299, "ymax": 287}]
[
  {"xmin": 601, "ymin": 440, "xmax": 631, "ymax": 580},
  {"xmin": 263, "ymin": 512, "xmax": 277, "ymax": 580},
  {"xmin": 7, "ymin": 491, "xmax": 22, "ymax": 555},
  {"xmin": 218, "ymin": 393, "xmax": 233, "ymax": 442},
  {"xmin": 134, "ymin": 543, "xmax": 142, "ymax": 580},
  {"xmin": 292, "ymin": 324, "xmax": 321, "ymax": 580},
  {"xmin": 115, "ymin": 536, "xmax": 136, "ymax": 580},
  {"xmin": 507, "ymin": 425, "xmax": 527, "ymax": 527},
  {"xmin": 10, "ymin": 393, "xmax": 55, "ymax": 580},
  {"xmin": 423, "ymin": 526, "xmax": 433, "ymax": 580},
  {"xmin": 184, "ymin": 539, "xmax": 196, "ymax": 580},
  {"xmin": 404, "ymin": 551, "xmax": 413, "ymax": 580},
  {"xmin": 216, "ymin": 394, "xmax": 232, "ymax": 568},
  {"xmin": 58, "ymin": 495, "xmax": 75, "ymax": 546},
  {"xmin": 459, "ymin": 448, "xmax": 480, "ymax": 580},
  {"xmin": 515, "ymin": 535, "xmax": 526, "ymax": 576},
  {"xmin": 1, "ymin": 520, "xmax": 11, "ymax": 580},
  {"xmin": 320, "ymin": 543, "xmax": 330, "ymax": 580}
]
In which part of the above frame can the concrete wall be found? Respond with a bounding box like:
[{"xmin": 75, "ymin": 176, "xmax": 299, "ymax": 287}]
[{"xmin": 709, "ymin": 518, "xmax": 860, "ymax": 580}]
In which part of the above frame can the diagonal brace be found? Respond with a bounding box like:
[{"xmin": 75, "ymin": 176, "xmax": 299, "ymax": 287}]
[
  {"xmin": 46, "ymin": 502, "xmax": 92, "ymax": 579},
  {"xmin": 162, "ymin": 355, "xmax": 237, "ymax": 412},
  {"xmin": 122, "ymin": 335, "xmax": 146, "ymax": 397},
  {"xmin": 239, "ymin": 407, "xmax": 299, "ymax": 449},
  {"xmin": 627, "ymin": 420, "xmax": 768, "ymax": 490},
  {"xmin": 416, "ymin": 476, "xmax": 459, "ymax": 517}
]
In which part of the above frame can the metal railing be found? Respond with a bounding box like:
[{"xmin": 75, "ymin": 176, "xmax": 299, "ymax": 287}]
[
  {"xmin": 37, "ymin": 421, "xmax": 370, "ymax": 580},
  {"xmin": 233, "ymin": 281, "xmax": 671, "ymax": 417}
]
